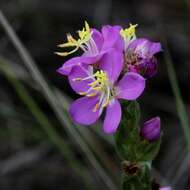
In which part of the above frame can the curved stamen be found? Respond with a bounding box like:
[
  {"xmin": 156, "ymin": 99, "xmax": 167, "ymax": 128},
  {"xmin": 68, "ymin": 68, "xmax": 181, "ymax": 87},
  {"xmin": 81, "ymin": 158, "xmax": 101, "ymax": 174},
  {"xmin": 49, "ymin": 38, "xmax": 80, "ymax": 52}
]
[
  {"xmin": 73, "ymin": 70, "xmax": 112, "ymax": 112},
  {"xmin": 56, "ymin": 21, "xmax": 99, "ymax": 57},
  {"xmin": 120, "ymin": 23, "xmax": 138, "ymax": 50},
  {"xmin": 120, "ymin": 23, "xmax": 138, "ymax": 40},
  {"xmin": 103, "ymin": 86, "xmax": 111, "ymax": 108}
]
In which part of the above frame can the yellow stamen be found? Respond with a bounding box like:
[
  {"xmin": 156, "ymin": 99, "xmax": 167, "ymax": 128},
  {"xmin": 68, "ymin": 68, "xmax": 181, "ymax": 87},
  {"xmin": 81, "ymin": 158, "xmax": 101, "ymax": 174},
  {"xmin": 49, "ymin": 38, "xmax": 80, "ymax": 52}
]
[
  {"xmin": 56, "ymin": 21, "xmax": 91, "ymax": 56},
  {"xmin": 120, "ymin": 23, "xmax": 138, "ymax": 40},
  {"xmin": 92, "ymin": 86, "xmax": 101, "ymax": 91},
  {"xmin": 103, "ymin": 99, "xmax": 110, "ymax": 108},
  {"xmin": 93, "ymin": 103, "xmax": 100, "ymax": 112},
  {"xmin": 86, "ymin": 92, "xmax": 98, "ymax": 97},
  {"xmin": 54, "ymin": 52, "xmax": 70, "ymax": 56},
  {"xmin": 88, "ymin": 71, "xmax": 108, "ymax": 90},
  {"xmin": 88, "ymin": 80, "xmax": 99, "ymax": 87},
  {"xmin": 58, "ymin": 34, "xmax": 77, "ymax": 48},
  {"xmin": 79, "ymin": 92, "xmax": 87, "ymax": 95},
  {"xmin": 73, "ymin": 70, "xmax": 111, "ymax": 112},
  {"xmin": 72, "ymin": 77, "xmax": 82, "ymax": 81}
]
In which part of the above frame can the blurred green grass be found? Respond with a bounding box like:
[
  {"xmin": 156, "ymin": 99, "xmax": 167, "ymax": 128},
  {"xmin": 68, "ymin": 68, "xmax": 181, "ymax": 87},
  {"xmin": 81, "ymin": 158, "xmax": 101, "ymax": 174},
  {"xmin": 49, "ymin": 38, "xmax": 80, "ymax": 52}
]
[{"xmin": 0, "ymin": 10, "xmax": 118, "ymax": 190}]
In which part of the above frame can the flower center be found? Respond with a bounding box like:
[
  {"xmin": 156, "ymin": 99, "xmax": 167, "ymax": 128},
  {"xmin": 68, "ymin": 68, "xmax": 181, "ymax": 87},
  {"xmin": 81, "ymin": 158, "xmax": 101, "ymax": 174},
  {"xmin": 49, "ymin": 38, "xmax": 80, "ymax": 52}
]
[
  {"xmin": 73, "ymin": 69, "xmax": 113, "ymax": 112},
  {"xmin": 56, "ymin": 21, "xmax": 99, "ymax": 56},
  {"xmin": 125, "ymin": 50, "xmax": 139, "ymax": 66}
]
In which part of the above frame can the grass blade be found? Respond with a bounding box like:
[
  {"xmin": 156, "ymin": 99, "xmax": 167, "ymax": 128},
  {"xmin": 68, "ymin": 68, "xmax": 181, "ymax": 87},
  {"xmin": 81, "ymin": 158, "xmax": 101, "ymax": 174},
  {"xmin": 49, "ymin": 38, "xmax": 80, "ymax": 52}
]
[
  {"xmin": 163, "ymin": 38, "xmax": 190, "ymax": 150},
  {"xmin": 0, "ymin": 57, "xmax": 94, "ymax": 190},
  {"xmin": 0, "ymin": 10, "xmax": 116, "ymax": 190}
]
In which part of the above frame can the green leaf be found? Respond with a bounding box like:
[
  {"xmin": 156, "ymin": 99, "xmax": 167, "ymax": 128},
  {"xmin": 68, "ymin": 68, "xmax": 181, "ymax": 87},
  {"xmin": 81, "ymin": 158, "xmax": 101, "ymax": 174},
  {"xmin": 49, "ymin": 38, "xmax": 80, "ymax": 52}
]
[
  {"xmin": 136, "ymin": 138, "xmax": 161, "ymax": 161},
  {"xmin": 115, "ymin": 101, "xmax": 141, "ymax": 161},
  {"xmin": 114, "ymin": 101, "xmax": 162, "ymax": 190},
  {"xmin": 115, "ymin": 100, "xmax": 161, "ymax": 161}
]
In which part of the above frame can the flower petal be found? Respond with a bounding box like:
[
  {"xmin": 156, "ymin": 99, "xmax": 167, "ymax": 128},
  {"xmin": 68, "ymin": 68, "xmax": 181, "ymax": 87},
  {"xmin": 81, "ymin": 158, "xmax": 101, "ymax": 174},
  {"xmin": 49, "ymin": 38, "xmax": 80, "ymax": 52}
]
[
  {"xmin": 91, "ymin": 28, "xmax": 103, "ymax": 51},
  {"xmin": 140, "ymin": 58, "xmax": 158, "ymax": 78},
  {"xmin": 116, "ymin": 72, "xmax": 145, "ymax": 100},
  {"xmin": 103, "ymin": 99, "xmax": 121, "ymax": 134},
  {"xmin": 69, "ymin": 96, "xmax": 100, "ymax": 125},
  {"xmin": 147, "ymin": 41, "xmax": 162, "ymax": 55},
  {"xmin": 99, "ymin": 49, "xmax": 124, "ymax": 82},
  {"xmin": 127, "ymin": 38, "xmax": 147, "ymax": 51},
  {"xmin": 80, "ymin": 52, "xmax": 104, "ymax": 64},
  {"xmin": 68, "ymin": 65, "xmax": 93, "ymax": 94},
  {"xmin": 57, "ymin": 57, "xmax": 81, "ymax": 76},
  {"xmin": 101, "ymin": 25, "xmax": 124, "ymax": 52},
  {"xmin": 128, "ymin": 38, "xmax": 162, "ymax": 56}
]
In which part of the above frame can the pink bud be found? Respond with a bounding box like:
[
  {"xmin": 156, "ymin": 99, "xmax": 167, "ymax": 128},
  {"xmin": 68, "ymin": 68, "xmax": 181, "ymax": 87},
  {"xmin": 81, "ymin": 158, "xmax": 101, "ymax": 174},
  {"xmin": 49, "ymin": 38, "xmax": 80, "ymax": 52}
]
[{"xmin": 140, "ymin": 117, "xmax": 161, "ymax": 142}]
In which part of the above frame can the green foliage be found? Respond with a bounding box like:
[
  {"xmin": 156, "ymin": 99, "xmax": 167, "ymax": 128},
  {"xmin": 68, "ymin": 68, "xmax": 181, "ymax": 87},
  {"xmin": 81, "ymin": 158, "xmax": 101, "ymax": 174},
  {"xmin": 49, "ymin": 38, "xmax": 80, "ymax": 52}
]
[
  {"xmin": 115, "ymin": 101, "xmax": 161, "ymax": 190},
  {"xmin": 115, "ymin": 101, "xmax": 161, "ymax": 162},
  {"xmin": 115, "ymin": 101, "xmax": 140, "ymax": 161},
  {"xmin": 136, "ymin": 138, "xmax": 161, "ymax": 162}
]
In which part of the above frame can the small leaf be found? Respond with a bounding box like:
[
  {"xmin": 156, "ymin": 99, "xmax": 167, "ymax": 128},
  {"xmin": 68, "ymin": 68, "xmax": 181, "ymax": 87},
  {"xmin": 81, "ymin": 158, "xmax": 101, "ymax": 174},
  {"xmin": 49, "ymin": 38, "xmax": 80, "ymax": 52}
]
[{"xmin": 136, "ymin": 137, "xmax": 162, "ymax": 161}]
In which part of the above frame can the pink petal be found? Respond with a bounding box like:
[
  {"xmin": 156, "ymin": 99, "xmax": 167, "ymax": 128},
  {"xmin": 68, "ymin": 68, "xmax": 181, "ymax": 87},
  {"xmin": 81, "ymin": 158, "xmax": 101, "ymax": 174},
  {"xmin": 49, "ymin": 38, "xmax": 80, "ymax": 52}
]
[
  {"xmin": 69, "ymin": 96, "xmax": 100, "ymax": 125},
  {"xmin": 128, "ymin": 38, "xmax": 162, "ymax": 56},
  {"xmin": 101, "ymin": 25, "xmax": 124, "ymax": 52},
  {"xmin": 57, "ymin": 57, "xmax": 81, "ymax": 76},
  {"xmin": 116, "ymin": 72, "xmax": 145, "ymax": 100},
  {"xmin": 80, "ymin": 52, "xmax": 104, "ymax": 64},
  {"xmin": 91, "ymin": 28, "xmax": 103, "ymax": 51},
  {"xmin": 103, "ymin": 99, "xmax": 121, "ymax": 134},
  {"xmin": 148, "ymin": 41, "xmax": 162, "ymax": 55},
  {"xmin": 141, "ymin": 117, "xmax": 161, "ymax": 142},
  {"xmin": 99, "ymin": 49, "xmax": 124, "ymax": 82},
  {"xmin": 68, "ymin": 65, "xmax": 93, "ymax": 94}
]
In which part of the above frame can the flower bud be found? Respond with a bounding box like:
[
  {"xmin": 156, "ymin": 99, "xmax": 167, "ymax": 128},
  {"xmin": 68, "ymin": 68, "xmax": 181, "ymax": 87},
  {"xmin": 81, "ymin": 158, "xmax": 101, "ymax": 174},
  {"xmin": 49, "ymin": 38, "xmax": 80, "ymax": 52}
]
[
  {"xmin": 125, "ymin": 38, "xmax": 162, "ymax": 78},
  {"xmin": 140, "ymin": 117, "xmax": 161, "ymax": 142}
]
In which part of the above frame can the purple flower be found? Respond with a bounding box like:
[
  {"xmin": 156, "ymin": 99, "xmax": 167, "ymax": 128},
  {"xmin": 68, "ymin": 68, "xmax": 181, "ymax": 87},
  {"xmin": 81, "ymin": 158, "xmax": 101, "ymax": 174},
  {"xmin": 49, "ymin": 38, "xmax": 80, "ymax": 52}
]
[
  {"xmin": 140, "ymin": 117, "xmax": 161, "ymax": 142},
  {"xmin": 68, "ymin": 50, "xmax": 145, "ymax": 134},
  {"xmin": 56, "ymin": 22, "xmax": 124, "ymax": 76},
  {"xmin": 125, "ymin": 38, "xmax": 162, "ymax": 78},
  {"xmin": 55, "ymin": 22, "xmax": 163, "ymax": 134}
]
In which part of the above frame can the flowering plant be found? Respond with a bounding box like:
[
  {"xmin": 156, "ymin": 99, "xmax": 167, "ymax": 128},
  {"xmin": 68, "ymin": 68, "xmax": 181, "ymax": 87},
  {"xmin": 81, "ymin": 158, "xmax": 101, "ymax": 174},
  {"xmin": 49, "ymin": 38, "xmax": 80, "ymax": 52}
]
[{"xmin": 56, "ymin": 22, "xmax": 170, "ymax": 190}]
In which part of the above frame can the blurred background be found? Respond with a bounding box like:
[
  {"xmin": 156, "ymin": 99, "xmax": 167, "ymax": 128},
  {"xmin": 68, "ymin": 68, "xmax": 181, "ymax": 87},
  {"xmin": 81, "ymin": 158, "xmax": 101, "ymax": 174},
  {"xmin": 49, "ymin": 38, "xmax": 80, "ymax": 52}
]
[{"xmin": 0, "ymin": 0, "xmax": 190, "ymax": 189}]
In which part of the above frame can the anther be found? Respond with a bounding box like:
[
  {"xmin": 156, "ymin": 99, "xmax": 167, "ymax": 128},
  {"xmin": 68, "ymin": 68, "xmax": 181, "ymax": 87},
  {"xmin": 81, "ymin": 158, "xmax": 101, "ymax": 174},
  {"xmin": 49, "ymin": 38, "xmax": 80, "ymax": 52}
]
[
  {"xmin": 72, "ymin": 78, "xmax": 82, "ymax": 81},
  {"xmin": 93, "ymin": 103, "xmax": 100, "ymax": 112}
]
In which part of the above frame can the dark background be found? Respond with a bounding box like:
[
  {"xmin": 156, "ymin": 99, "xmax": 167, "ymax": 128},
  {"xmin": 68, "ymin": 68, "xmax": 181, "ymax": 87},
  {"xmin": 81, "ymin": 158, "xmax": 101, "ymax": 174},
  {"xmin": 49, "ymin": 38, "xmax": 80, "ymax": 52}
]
[{"xmin": 0, "ymin": 0, "xmax": 190, "ymax": 190}]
